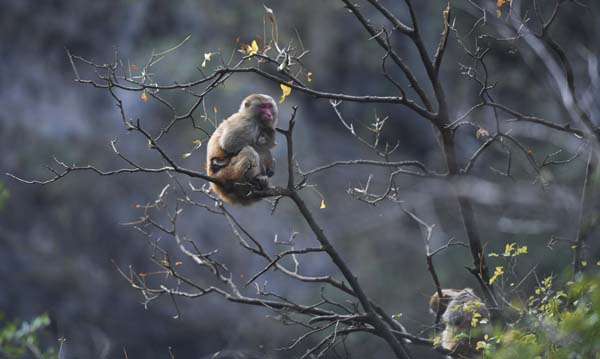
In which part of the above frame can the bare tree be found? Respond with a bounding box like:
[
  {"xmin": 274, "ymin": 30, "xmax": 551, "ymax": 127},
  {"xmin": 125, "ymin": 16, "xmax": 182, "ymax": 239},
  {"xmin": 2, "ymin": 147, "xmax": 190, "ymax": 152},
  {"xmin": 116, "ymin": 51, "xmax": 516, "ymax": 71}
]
[{"xmin": 8, "ymin": 1, "xmax": 599, "ymax": 358}]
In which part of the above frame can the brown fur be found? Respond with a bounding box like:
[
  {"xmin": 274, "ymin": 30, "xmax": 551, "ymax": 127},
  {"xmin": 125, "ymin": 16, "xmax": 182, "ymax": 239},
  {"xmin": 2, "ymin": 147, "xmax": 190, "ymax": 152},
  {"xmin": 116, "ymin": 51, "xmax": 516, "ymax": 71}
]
[
  {"xmin": 430, "ymin": 288, "xmax": 490, "ymax": 358},
  {"xmin": 206, "ymin": 94, "xmax": 278, "ymax": 205}
]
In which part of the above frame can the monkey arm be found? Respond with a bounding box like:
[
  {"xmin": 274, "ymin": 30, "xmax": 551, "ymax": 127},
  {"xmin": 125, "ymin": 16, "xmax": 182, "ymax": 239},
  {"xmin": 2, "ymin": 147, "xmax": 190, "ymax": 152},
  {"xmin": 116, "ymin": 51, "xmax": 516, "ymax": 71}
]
[
  {"xmin": 219, "ymin": 121, "xmax": 256, "ymax": 155},
  {"xmin": 266, "ymin": 158, "xmax": 275, "ymax": 177}
]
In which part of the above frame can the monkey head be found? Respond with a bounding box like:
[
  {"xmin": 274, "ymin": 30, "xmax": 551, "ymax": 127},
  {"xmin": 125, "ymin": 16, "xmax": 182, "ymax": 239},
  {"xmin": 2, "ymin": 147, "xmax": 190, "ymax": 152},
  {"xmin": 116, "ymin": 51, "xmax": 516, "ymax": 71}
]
[
  {"xmin": 240, "ymin": 94, "xmax": 278, "ymax": 128},
  {"xmin": 430, "ymin": 288, "xmax": 467, "ymax": 314},
  {"xmin": 429, "ymin": 288, "xmax": 490, "ymax": 357}
]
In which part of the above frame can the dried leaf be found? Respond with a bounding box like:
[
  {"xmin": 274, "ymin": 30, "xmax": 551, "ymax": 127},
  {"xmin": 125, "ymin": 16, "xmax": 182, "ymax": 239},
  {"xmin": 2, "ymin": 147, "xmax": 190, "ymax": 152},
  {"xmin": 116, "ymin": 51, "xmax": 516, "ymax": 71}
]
[
  {"xmin": 213, "ymin": 105, "xmax": 218, "ymax": 113},
  {"xmin": 202, "ymin": 52, "xmax": 213, "ymax": 67},
  {"xmin": 130, "ymin": 64, "xmax": 138, "ymax": 71},
  {"xmin": 239, "ymin": 43, "xmax": 251, "ymax": 54},
  {"xmin": 475, "ymin": 127, "xmax": 490, "ymax": 140},
  {"xmin": 140, "ymin": 91, "xmax": 148, "ymax": 103},
  {"xmin": 263, "ymin": 4, "xmax": 275, "ymax": 24},
  {"xmin": 307, "ymin": 72, "xmax": 313, "ymax": 82},
  {"xmin": 279, "ymin": 83, "xmax": 291, "ymax": 103},
  {"xmin": 263, "ymin": 4, "xmax": 274, "ymax": 16}
]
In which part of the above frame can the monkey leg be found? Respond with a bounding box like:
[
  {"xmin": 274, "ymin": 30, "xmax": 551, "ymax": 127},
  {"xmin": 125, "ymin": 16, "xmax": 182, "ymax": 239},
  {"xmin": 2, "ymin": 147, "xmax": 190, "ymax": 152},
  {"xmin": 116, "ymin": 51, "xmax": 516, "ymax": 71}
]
[
  {"xmin": 209, "ymin": 146, "xmax": 267, "ymax": 205},
  {"xmin": 234, "ymin": 146, "xmax": 266, "ymax": 184}
]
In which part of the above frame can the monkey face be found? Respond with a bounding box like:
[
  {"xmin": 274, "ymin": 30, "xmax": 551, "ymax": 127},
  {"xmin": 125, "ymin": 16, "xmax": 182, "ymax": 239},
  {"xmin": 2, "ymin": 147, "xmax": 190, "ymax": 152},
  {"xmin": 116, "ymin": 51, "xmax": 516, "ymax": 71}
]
[
  {"xmin": 257, "ymin": 102, "xmax": 275, "ymax": 124},
  {"xmin": 255, "ymin": 97, "xmax": 278, "ymax": 127},
  {"xmin": 241, "ymin": 94, "xmax": 278, "ymax": 127}
]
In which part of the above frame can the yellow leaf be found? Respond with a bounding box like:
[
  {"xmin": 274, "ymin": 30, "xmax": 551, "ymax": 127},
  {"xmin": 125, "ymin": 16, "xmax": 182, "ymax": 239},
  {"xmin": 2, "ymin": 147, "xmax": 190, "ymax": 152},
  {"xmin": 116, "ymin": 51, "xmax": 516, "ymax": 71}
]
[
  {"xmin": 515, "ymin": 245, "xmax": 528, "ymax": 256},
  {"xmin": 140, "ymin": 91, "xmax": 148, "ymax": 103},
  {"xmin": 489, "ymin": 266, "xmax": 504, "ymax": 285},
  {"xmin": 213, "ymin": 105, "xmax": 218, "ymax": 113},
  {"xmin": 307, "ymin": 72, "xmax": 313, "ymax": 82},
  {"xmin": 279, "ymin": 83, "xmax": 291, "ymax": 103},
  {"xmin": 581, "ymin": 261, "xmax": 588, "ymax": 267},
  {"xmin": 496, "ymin": 0, "xmax": 511, "ymax": 17},
  {"xmin": 182, "ymin": 152, "xmax": 192, "ymax": 159},
  {"xmin": 471, "ymin": 312, "xmax": 482, "ymax": 327},
  {"xmin": 320, "ymin": 199, "xmax": 326, "ymax": 209},
  {"xmin": 502, "ymin": 243, "xmax": 515, "ymax": 256},
  {"xmin": 249, "ymin": 40, "xmax": 259, "ymax": 56},
  {"xmin": 476, "ymin": 340, "xmax": 490, "ymax": 351},
  {"xmin": 192, "ymin": 140, "xmax": 202, "ymax": 149}
]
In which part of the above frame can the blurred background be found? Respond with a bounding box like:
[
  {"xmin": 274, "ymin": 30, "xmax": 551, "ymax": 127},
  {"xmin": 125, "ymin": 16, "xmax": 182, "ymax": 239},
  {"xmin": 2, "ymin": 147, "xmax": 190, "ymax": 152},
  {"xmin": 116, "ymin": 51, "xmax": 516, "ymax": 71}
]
[{"xmin": 1, "ymin": 1, "xmax": 599, "ymax": 358}]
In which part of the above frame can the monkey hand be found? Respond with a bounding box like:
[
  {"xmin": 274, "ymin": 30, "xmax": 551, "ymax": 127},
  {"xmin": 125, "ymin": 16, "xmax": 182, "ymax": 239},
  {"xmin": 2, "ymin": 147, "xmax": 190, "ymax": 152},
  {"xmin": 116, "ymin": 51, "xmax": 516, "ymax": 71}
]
[
  {"xmin": 251, "ymin": 175, "xmax": 270, "ymax": 190},
  {"xmin": 265, "ymin": 158, "xmax": 276, "ymax": 177}
]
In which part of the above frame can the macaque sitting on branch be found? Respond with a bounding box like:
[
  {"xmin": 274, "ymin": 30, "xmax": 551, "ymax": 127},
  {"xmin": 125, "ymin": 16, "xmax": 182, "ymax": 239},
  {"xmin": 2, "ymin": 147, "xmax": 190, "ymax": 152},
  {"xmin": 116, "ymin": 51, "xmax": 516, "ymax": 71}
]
[
  {"xmin": 429, "ymin": 288, "xmax": 490, "ymax": 358},
  {"xmin": 206, "ymin": 94, "xmax": 278, "ymax": 205}
]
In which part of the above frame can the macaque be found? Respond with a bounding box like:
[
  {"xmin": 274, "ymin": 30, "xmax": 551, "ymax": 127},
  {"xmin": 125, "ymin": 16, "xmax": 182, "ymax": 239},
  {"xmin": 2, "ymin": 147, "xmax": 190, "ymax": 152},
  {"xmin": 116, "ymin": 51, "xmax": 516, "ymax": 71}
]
[
  {"xmin": 429, "ymin": 288, "xmax": 490, "ymax": 358},
  {"xmin": 206, "ymin": 94, "xmax": 278, "ymax": 205}
]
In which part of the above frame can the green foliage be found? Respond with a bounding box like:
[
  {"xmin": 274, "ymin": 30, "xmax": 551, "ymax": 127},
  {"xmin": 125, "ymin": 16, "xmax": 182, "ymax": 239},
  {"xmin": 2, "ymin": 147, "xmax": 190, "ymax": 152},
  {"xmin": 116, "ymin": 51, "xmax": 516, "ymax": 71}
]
[
  {"xmin": 0, "ymin": 313, "xmax": 57, "ymax": 359},
  {"xmin": 483, "ymin": 275, "xmax": 600, "ymax": 359}
]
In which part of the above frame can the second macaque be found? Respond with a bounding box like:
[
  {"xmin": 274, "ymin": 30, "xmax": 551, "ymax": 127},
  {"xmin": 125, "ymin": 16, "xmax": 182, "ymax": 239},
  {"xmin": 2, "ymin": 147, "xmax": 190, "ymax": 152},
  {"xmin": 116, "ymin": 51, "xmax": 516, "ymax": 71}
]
[
  {"xmin": 429, "ymin": 288, "xmax": 490, "ymax": 358},
  {"xmin": 206, "ymin": 94, "xmax": 278, "ymax": 205}
]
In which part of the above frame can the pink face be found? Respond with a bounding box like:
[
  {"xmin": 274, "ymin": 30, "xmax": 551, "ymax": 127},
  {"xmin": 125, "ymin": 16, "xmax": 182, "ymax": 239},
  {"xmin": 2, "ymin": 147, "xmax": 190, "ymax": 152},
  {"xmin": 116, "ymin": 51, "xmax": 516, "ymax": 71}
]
[{"xmin": 257, "ymin": 101, "xmax": 274, "ymax": 123}]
